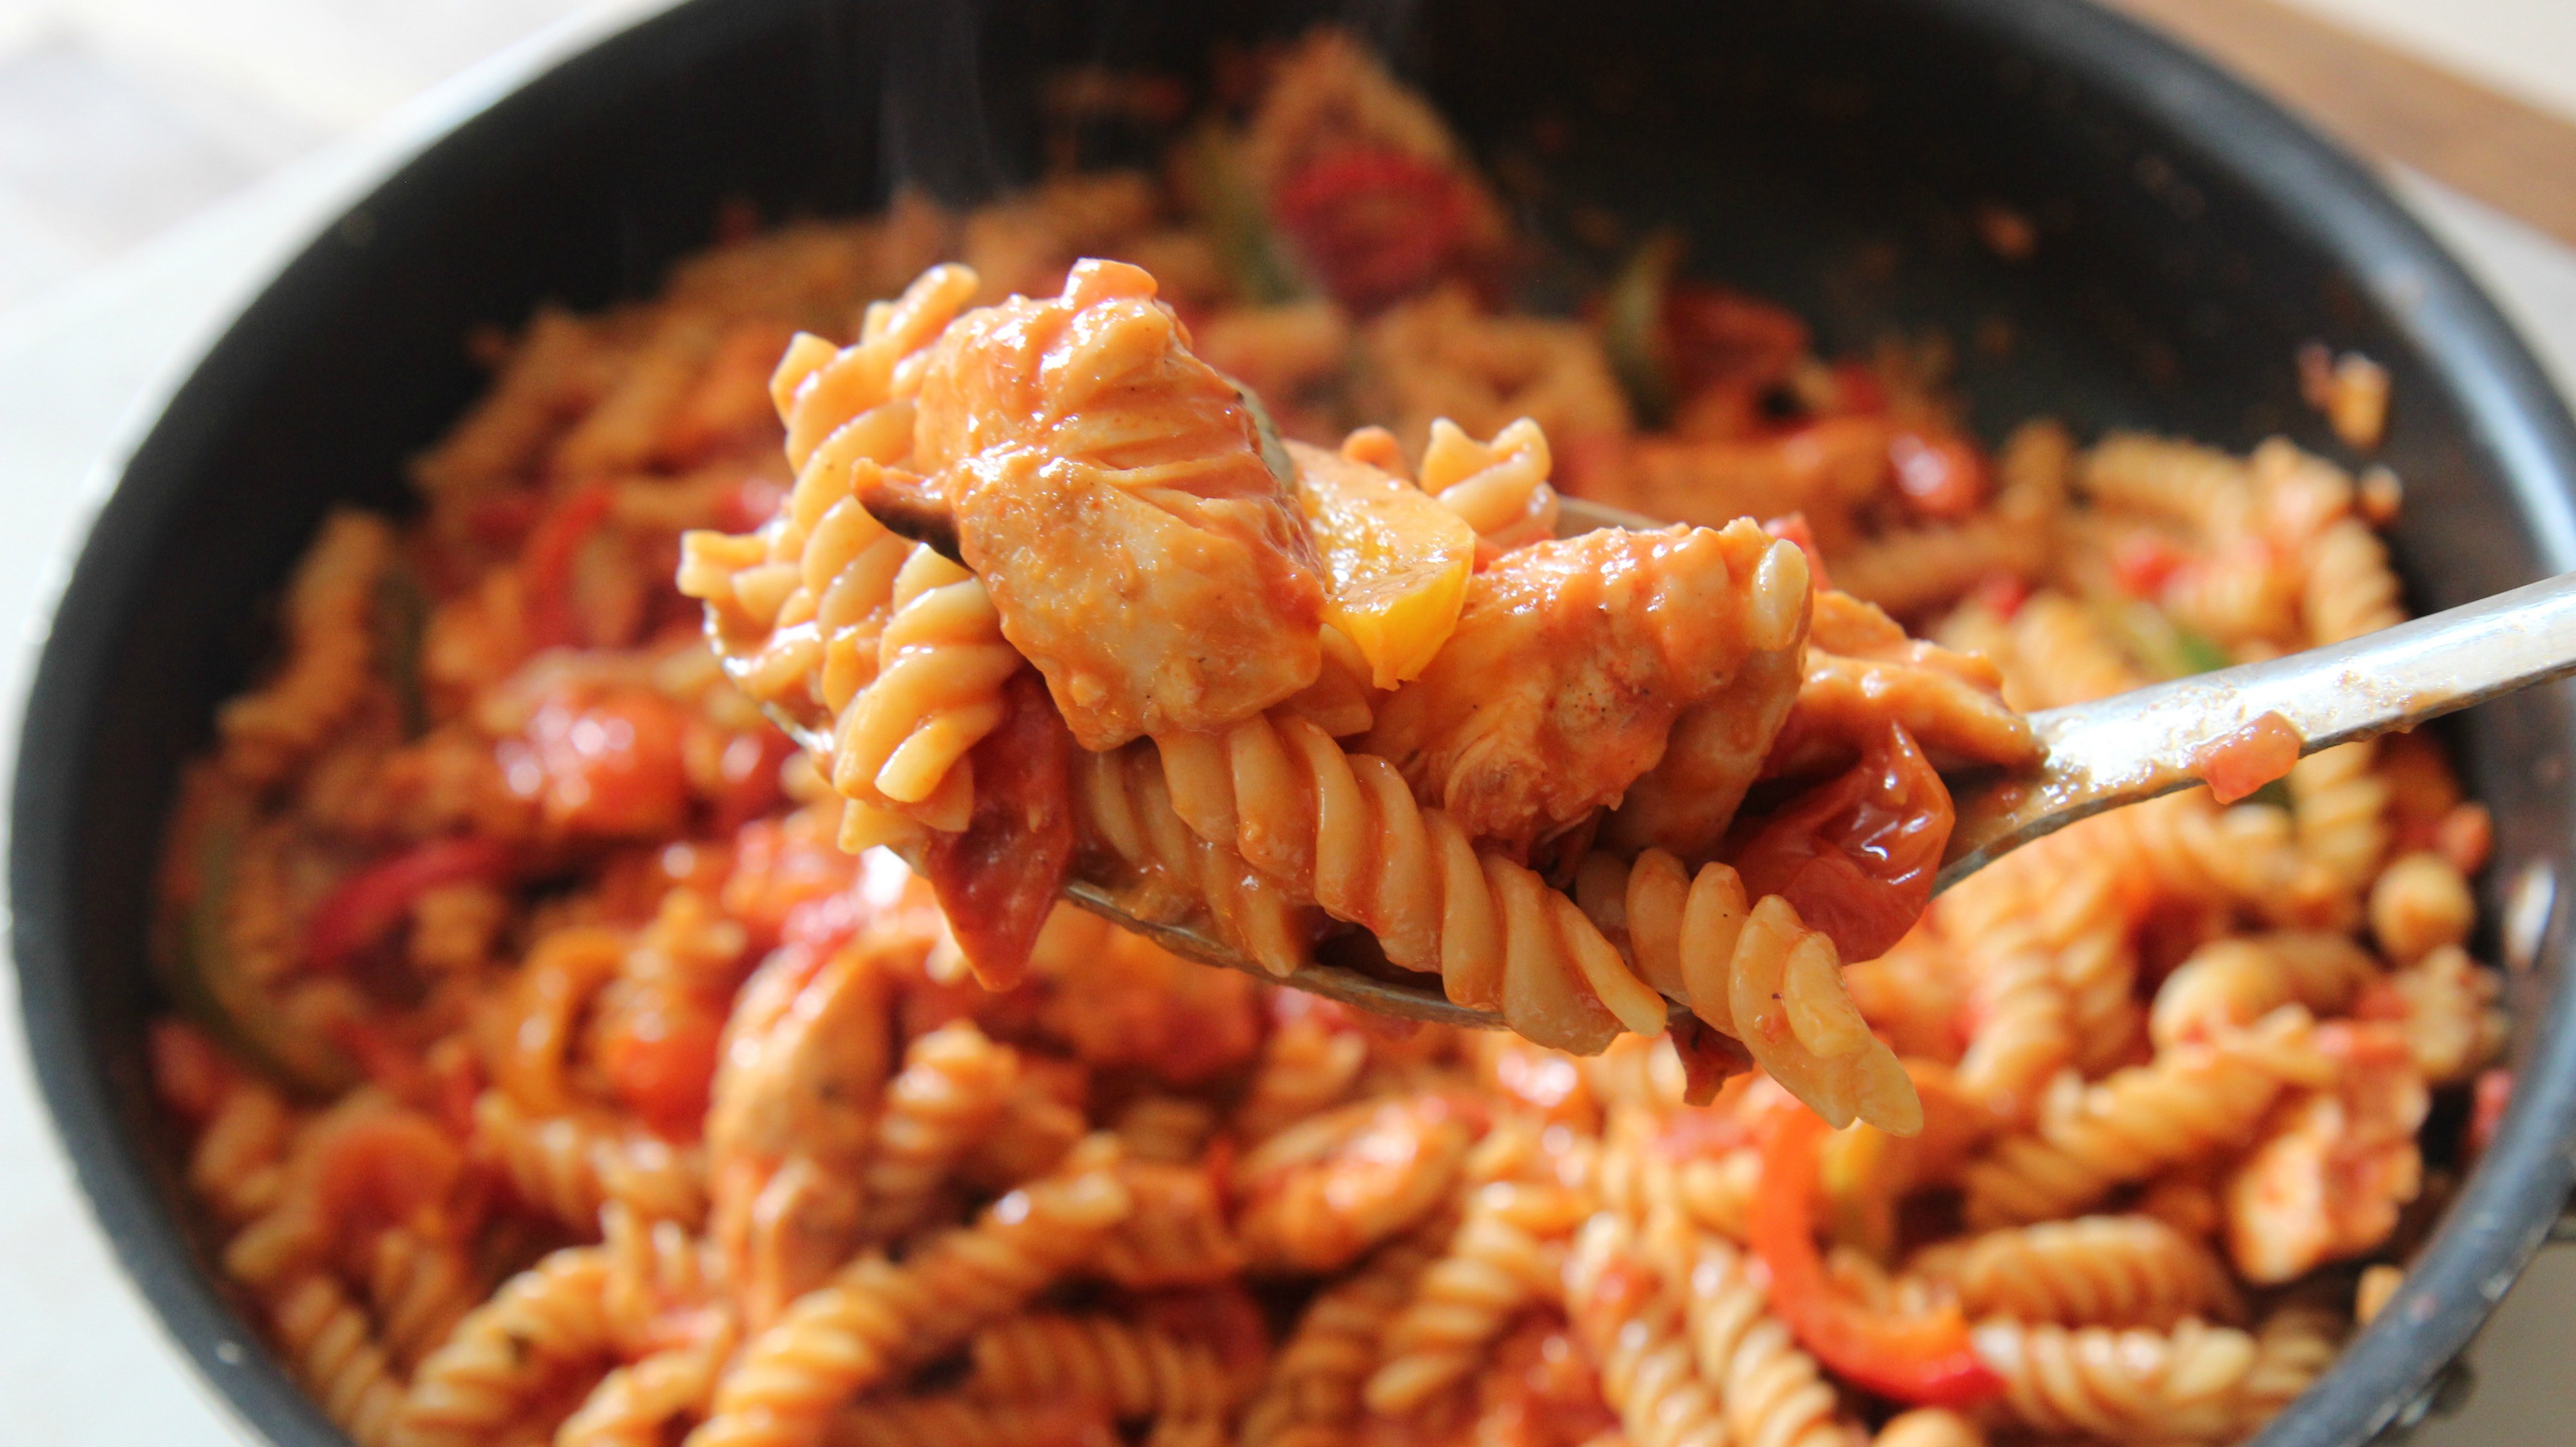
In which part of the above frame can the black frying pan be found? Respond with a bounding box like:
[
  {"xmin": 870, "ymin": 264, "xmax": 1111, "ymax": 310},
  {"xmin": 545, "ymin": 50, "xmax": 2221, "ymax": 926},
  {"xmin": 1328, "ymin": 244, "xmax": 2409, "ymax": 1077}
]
[{"xmin": 14, "ymin": 2, "xmax": 2576, "ymax": 1444}]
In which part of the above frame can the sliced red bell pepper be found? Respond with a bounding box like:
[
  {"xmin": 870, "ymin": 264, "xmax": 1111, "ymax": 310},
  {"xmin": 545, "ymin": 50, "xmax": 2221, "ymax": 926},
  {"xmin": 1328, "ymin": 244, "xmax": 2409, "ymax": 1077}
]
[
  {"xmin": 522, "ymin": 481, "xmax": 616, "ymax": 650},
  {"xmin": 923, "ymin": 670, "xmax": 1076, "ymax": 991},
  {"xmin": 1748, "ymin": 1102, "xmax": 2002, "ymax": 1408},
  {"xmin": 305, "ymin": 836, "xmax": 512, "ymax": 975}
]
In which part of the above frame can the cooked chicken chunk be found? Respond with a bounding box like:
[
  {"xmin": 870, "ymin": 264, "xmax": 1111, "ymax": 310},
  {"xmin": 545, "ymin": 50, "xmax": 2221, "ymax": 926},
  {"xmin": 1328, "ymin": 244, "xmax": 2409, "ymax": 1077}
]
[
  {"xmin": 1764, "ymin": 588, "xmax": 2042, "ymax": 778},
  {"xmin": 1360, "ymin": 519, "xmax": 1809, "ymax": 856},
  {"xmin": 912, "ymin": 259, "xmax": 1326, "ymax": 750}
]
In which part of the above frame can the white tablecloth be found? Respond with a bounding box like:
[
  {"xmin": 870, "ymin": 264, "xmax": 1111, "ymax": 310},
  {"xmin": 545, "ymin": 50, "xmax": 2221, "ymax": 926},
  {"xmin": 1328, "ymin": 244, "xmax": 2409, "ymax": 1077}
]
[{"xmin": 2, "ymin": 16, "xmax": 2574, "ymax": 1443}]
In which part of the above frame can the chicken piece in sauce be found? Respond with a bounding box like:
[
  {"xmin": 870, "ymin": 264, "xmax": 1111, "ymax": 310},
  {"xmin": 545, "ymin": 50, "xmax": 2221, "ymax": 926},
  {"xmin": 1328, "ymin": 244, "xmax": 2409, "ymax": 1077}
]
[
  {"xmin": 1360, "ymin": 519, "xmax": 1809, "ymax": 858},
  {"xmin": 911, "ymin": 259, "xmax": 1326, "ymax": 750}
]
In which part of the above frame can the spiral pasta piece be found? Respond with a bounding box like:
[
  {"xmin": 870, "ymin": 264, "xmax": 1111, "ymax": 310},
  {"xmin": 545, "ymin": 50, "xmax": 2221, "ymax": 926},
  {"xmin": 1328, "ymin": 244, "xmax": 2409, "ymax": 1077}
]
[
  {"xmin": 189, "ymin": 1073, "xmax": 294, "ymax": 1225},
  {"xmin": 2371, "ymin": 852, "xmax": 2478, "ymax": 966},
  {"xmin": 1144, "ymin": 709, "xmax": 1669, "ymax": 1055},
  {"xmin": 1961, "ymin": 1007, "xmax": 2332, "ymax": 1228},
  {"xmin": 270, "ymin": 1272, "xmax": 405, "ymax": 1447},
  {"xmin": 2302, "ymin": 516, "xmax": 2404, "ymax": 645},
  {"xmin": 1419, "ymin": 415, "xmax": 1559, "ymax": 551},
  {"xmin": 1233, "ymin": 1012, "xmax": 1367, "ymax": 1143},
  {"xmin": 1582, "ymin": 850, "xmax": 1918, "ymax": 1134},
  {"xmin": 1904, "ymin": 1215, "xmax": 2243, "ymax": 1329},
  {"xmin": 1949, "ymin": 920, "xmax": 2075, "ymax": 1124},
  {"xmin": 967, "ymin": 1312, "xmax": 1234, "ymax": 1423},
  {"xmin": 1233, "ymin": 1093, "xmax": 1476, "ymax": 1272},
  {"xmin": 829, "ymin": 1396, "xmax": 1114, "ymax": 1447},
  {"xmin": 1938, "ymin": 814, "xmax": 2136, "ymax": 1077},
  {"xmin": 957, "ymin": 1077, "xmax": 1089, "ymax": 1192},
  {"xmin": 2161, "ymin": 539, "xmax": 2303, "ymax": 653},
  {"xmin": 1238, "ymin": 1231, "xmax": 1441, "ymax": 1447},
  {"xmin": 2288, "ymin": 741, "xmax": 2391, "ymax": 891},
  {"xmin": 1677, "ymin": 1235, "xmax": 1857, "ymax": 1447},
  {"xmin": 680, "ymin": 264, "xmax": 982, "ymax": 829},
  {"xmin": 215, "ymin": 510, "xmax": 394, "ymax": 787},
  {"xmin": 2383, "ymin": 944, "xmax": 2506, "ymax": 1083},
  {"xmin": 1970, "ymin": 1314, "xmax": 2296, "ymax": 1445},
  {"xmin": 2079, "ymin": 432, "xmax": 2259, "ymax": 541},
  {"xmin": 560, "ymin": 1326, "xmax": 738, "ymax": 1447},
  {"xmin": 472, "ymin": 1091, "xmax": 708, "ymax": 1230},
  {"xmin": 682, "ymin": 266, "xmax": 973, "ymax": 702},
  {"xmin": 2148, "ymin": 933, "xmax": 2372, "ymax": 1049},
  {"xmin": 690, "ymin": 1141, "xmax": 1132, "ymax": 1447},
  {"xmin": 2243, "ymin": 1305, "xmax": 2345, "ymax": 1419},
  {"xmin": 1095, "ymin": 1157, "xmax": 1246, "ymax": 1287},
  {"xmin": 1363, "ymin": 1179, "xmax": 1586, "ymax": 1414},
  {"xmin": 393, "ymin": 1247, "xmax": 614, "ymax": 1447},
  {"xmin": 831, "ymin": 547, "xmax": 1020, "ymax": 830},
  {"xmin": 2084, "ymin": 789, "xmax": 2338, "ymax": 927},
  {"xmin": 1564, "ymin": 1215, "xmax": 1727, "ymax": 1447},
  {"xmin": 1072, "ymin": 740, "xmax": 1320, "ymax": 979},
  {"xmin": 601, "ymin": 1201, "xmax": 723, "ymax": 1348},
  {"xmin": 861, "ymin": 1020, "xmax": 1020, "ymax": 1240},
  {"xmin": 366, "ymin": 1226, "xmax": 478, "ymax": 1371}
]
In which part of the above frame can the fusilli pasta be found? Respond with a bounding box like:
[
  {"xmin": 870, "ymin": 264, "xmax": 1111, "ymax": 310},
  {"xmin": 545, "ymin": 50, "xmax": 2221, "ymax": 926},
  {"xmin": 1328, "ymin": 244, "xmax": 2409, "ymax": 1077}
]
[{"xmin": 148, "ymin": 50, "xmax": 2501, "ymax": 1447}]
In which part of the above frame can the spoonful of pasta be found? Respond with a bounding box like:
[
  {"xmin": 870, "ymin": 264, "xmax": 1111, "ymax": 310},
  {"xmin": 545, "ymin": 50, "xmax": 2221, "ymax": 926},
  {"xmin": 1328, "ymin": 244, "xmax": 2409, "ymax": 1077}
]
[{"xmin": 681, "ymin": 256, "xmax": 2576, "ymax": 1136}]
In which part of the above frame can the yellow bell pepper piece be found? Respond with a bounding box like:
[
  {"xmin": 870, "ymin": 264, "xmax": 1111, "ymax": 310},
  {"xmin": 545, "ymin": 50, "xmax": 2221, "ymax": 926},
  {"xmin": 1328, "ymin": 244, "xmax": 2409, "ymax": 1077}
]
[{"xmin": 1288, "ymin": 440, "xmax": 1474, "ymax": 689}]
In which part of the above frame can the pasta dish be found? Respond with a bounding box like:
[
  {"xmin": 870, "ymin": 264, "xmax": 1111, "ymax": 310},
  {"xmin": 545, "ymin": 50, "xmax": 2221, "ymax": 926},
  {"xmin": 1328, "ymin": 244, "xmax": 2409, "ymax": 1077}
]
[{"xmin": 148, "ymin": 30, "xmax": 2503, "ymax": 1447}]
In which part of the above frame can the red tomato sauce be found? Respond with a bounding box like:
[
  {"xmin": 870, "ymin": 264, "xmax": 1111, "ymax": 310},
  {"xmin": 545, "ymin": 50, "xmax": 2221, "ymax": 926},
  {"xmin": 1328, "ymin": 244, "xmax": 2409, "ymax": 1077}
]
[{"xmin": 2195, "ymin": 711, "xmax": 2303, "ymax": 804}]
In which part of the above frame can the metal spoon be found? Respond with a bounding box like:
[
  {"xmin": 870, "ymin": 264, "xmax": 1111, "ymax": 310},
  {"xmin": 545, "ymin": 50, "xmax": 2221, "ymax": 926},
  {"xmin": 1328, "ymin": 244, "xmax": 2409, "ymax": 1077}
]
[{"xmin": 778, "ymin": 494, "xmax": 2576, "ymax": 1030}]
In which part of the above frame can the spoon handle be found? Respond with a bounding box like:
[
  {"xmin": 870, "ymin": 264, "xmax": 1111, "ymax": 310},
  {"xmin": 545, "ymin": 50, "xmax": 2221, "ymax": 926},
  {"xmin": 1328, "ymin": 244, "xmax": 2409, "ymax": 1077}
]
[{"xmin": 1938, "ymin": 568, "xmax": 2576, "ymax": 891}]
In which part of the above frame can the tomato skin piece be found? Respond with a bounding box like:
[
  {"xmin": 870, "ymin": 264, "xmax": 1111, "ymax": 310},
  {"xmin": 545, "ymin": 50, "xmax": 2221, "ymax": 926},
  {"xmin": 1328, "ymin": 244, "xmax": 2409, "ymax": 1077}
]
[
  {"xmin": 1272, "ymin": 150, "xmax": 1474, "ymax": 311},
  {"xmin": 1888, "ymin": 431, "xmax": 1988, "ymax": 520},
  {"xmin": 1667, "ymin": 284, "xmax": 1811, "ymax": 399},
  {"xmin": 509, "ymin": 688, "xmax": 692, "ymax": 839},
  {"xmin": 1749, "ymin": 1102, "xmax": 2002, "ymax": 1407},
  {"xmin": 722, "ymin": 815, "xmax": 862, "ymax": 953},
  {"xmin": 708, "ymin": 727, "xmax": 798, "ymax": 835},
  {"xmin": 923, "ymin": 671, "xmax": 1077, "ymax": 990},
  {"xmin": 305, "ymin": 836, "xmax": 512, "ymax": 975},
  {"xmin": 599, "ymin": 999, "xmax": 725, "ymax": 1140},
  {"xmin": 1735, "ymin": 722, "xmax": 1952, "ymax": 964}
]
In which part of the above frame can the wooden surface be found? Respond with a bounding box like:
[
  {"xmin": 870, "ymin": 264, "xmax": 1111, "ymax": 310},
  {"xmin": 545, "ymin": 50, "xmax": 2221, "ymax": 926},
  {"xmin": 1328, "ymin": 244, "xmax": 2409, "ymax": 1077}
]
[{"xmin": 2109, "ymin": 0, "xmax": 2576, "ymax": 247}]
